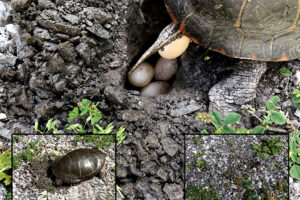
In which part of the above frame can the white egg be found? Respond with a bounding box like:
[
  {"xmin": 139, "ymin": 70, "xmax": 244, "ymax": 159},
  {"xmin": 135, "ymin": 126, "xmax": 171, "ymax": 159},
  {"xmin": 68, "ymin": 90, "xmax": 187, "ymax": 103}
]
[
  {"xmin": 158, "ymin": 35, "xmax": 190, "ymax": 59},
  {"xmin": 140, "ymin": 81, "xmax": 171, "ymax": 97},
  {"xmin": 154, "ymin": 57, "xmax": 178, "ymax": 81},
  {"xmin": 128, "ymin": 62, "xmax": 154, "ymax": 87}
]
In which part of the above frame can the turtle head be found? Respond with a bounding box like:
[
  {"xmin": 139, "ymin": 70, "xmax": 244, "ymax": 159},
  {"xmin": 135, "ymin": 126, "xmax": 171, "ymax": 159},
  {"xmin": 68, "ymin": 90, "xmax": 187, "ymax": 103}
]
[{"xmin": 128, "ymin": 22, "xmax": 181, "ymax": 75}]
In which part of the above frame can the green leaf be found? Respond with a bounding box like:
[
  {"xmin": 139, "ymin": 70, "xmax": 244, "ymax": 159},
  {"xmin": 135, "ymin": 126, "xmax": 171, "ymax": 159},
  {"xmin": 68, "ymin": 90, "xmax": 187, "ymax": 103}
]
[
  {"xmin": 291, "ymin": 154, "xmax": 298, "ymax": 162},
  {"xmin": 79, "ymin": 99, "xmax": 91, "ymax": 116},
  {"xmin": 210, "ymin": 110, "xmax": 223, "ymax": 128},
  {"xmin": 4, "ymin": 175, "xmax": 11, "ymax": 185},
  {"xmin": 200, "ymin": 130, "xmax": 209, "ymax": 134},
  {"xmin": 293, "ymin": 89, "xmax": 300, "ymax": 95},
  {"xmin": 186, "ymin": 163, "xmax": 192, "ymax": 169},
  {"xmin": 102, "ymin": 123, "xmax": 114, "ymax": 134},
  {"xmin": 34, "ymin": 120, "xmax": 39, "ymax": 132},
  {"xmin": 290, "ymin": 165, "xmax": 300, "ymax": 180},
  {"xmin": 95, "ymin": 125, "xmax": 104, "ymax": 133},
  {"xmin": 266, "ymin": 102, "xmax": 276, "ymax": 111},
  {"xmin": 91, "ymin": 108, "xmax": 102, "ymax": 125},
  {"xmin": 196, "ymin": 160, "xmax": 204, "ymax": 165},
  {"xmin": 117, "ymin": 126, "xmax": 126, "ymax": 146},
  {"xmin": 224, "ymin": 113, "xmax": 241, "ymax": 125},
  {"xmin": 0, "ymin": 172, "xmax": 5, "ymax": 181},
  {"xmin": 279, "ymin": 67, "xmax": 292, "ymax": 76},
  {"xmin": 223, "ymin": 126, "xmax": 236, "ymax": 134},
  {"xmin": 215, "ymin": 128, "xmax": 223, "ymax": 134},
  {"xmin": 261, "ymin": 153, "xmax": 269, "ymax": 161},
  {"xmin": 80, "ymin": 99, "xmax": 92, "ymax": 109},
  {"xmin": 237, "ymin": 129, "xmax": 249, "ymax": 134},
  {"xmin": 252, "ymin": 145, "xmax": 260, "ymax": 151},
  {"xmin": 270, "ymin": 111, "xmax": 286, "ymax": 125},
  {"xmin": 65, "ymin": 124, "xmax": 86, "ymax": 133},
  {"xmin": 251, "ymin": 126, "xmax": 265, "ymax": 134},
  {"xmin": 270, "ymin": 96, "xmax": 280, "ymax": 104},
  {"xmin": 46, "ymin": 119, "xmax": 57, "ymax": 132},
  {"xmin": 290, "ymin": 142, "xmax": 296, "ymax": 151},
  {"xmin": 292, "ymin": 96, "xmax": 300, "ymax": 104},
  {"xmin": 275, "ymin": 143, "xmax": 284, "ymax": 148},
  {"xmin": 68, "ymin": 107, "xmax": 79, "ymax": 122},
  {"xmin": 263, "ymin": 115, "xmax": 272, "ymax": 125}
]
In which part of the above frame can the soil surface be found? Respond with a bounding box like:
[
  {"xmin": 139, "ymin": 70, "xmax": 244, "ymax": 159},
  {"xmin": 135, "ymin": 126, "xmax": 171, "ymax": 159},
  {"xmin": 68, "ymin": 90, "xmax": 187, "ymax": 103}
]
[{"xmin": 0, "ymin": 0, "xmax": 299, "ymax": 199}]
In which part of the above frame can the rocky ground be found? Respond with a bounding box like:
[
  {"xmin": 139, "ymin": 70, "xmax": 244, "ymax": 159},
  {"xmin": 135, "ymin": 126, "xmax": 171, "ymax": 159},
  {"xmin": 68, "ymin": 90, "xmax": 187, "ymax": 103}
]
[
  {"xmin": 0, "ymin": 0, "xmax": 299, "ymax": 199},
  {"xmin": 12, "ymin": 135, "xmax": 115, "ymax": 200},
  {"xmin": 186, "ymin": 135, "xmax": 289, "ymax": 200}
]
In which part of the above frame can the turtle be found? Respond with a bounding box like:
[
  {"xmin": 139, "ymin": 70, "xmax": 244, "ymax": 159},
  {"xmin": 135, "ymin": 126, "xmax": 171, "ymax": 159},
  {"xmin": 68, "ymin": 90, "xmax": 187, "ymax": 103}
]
[
  {"xmin": 128, "ymin": 0, "xmax": 300, "ymax": 74},
  {"xmin": 51, "ymin": 148, "xmax": 106, "ymax": 185}
]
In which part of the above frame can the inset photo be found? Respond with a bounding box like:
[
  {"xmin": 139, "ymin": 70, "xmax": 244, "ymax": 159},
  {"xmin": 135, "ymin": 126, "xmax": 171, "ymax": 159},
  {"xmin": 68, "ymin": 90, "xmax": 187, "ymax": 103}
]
[
  {"xmin": 12, "ymin": 134, "xmax": 115, "ymax": 200},
  {"xmin": 0, "ymin": 136, "xmax": 12, "ymax": 200},
  {"xmin": 185, "ymin": 135, "xmax": 288, "ymax": 200}
]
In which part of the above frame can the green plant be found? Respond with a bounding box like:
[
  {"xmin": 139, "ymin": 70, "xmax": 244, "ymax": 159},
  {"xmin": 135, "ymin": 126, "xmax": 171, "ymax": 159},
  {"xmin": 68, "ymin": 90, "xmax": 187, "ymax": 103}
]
[
  {"xmin": 65, "ymin": 99, "xmax": 104, "ymax": 133},
  {"xmin": 0, "ymin": 149, "xmax": 11, "ymax": 186},
  {"xmin": 116, "ymin": 185, "xmax": 125, "ymax": 199},
  {"xmin": 34, "ymin": 118, "xmax": 58, "ymax": 134},
  {"xmin": 241, "ymin": 179, "xmax": 269, "ymax": 200},
  {"xmin": 263, "ymin": 96, "xmax": 286, "ymax": 125},
  {"xmin": 20, "ymin": 141, "xmax": 40, "ymax": 162},
  {"xmin": 292, "ymin": 88, "xmax": 300, "ymax": 110},
  {"xmin": 74, "ymin": 135, "xmax": 115, "ymax": 150},
  {"xmin": 186, "ymin": 162, "xmax": 192, "ymax": 169},
  {"xmin": 252, "ymin": 137, "xmax": 285, "ymax": 161},
  {"xmin": 6, "ymin": 189, "xmax": 12, "ymax": 200},
  {"xmin": 13, "ymin": 140, "xmax": 42, "ymax": 170},
  {"xmin": 186, "ymin": 184, "xmax": 219, "ymax": 200},
  {"xmin": 196, "ymin": 160, "xmax": 207, "ymax": 169},
  {"xmin": 279, "ymin": 67, "xmax": 292, "ymax": 76},
  {"xmin": 204, "ymin": 110, "xmax": 241, "ymax": 133},
  {"xmin": 197, "ymin": 96, "xmax": 287, "ymax": 134},
  {"xmin": 193, "ymin": 136, "xmax": 204, "ymax": 146},
  {"xmin": 33, "ymin": 99, "xmax": 126, "ymax": 145},
  {"xmin": 116, "ymin": 126, "xmax": 126, "ymax": 146},
  {"xmin": 289, "ymin": 130, "xmax": 300, "ymax": 180}
]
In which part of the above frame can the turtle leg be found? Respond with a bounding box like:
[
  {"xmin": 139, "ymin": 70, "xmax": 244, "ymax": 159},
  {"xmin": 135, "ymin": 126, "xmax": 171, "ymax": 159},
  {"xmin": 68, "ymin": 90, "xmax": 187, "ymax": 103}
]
[
  {"xmin": 208, "ymin": 61, "xmax": 267, "ymax": 117},
  {"xmin": 128, "ymin": 22, "xmax": 181, "ymax": 75}
]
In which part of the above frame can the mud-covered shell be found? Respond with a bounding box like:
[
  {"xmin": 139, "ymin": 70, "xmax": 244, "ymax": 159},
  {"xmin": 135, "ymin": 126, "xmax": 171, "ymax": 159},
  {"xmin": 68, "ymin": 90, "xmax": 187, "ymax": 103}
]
[
  {"xmin": 165, "ymin": 0, "xmax": 300, "ymax": 61},
  {"xmin": 51, "ymin": 148, "xmax": 106, "ymax": 184}
]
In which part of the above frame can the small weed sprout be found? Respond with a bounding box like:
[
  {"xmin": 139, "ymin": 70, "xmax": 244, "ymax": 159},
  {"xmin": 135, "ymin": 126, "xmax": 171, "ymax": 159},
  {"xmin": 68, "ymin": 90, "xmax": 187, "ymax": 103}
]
[
  {"xmin": 289, "ymin": 130, "xmax": 300, "ymax": 180},
  {"xmin": 33, "ymin": 99, "xmax": 126, "ymax": 145},
  {"xmin": 116, "ymin": 185, "xmax": 125, "ymax": 199},
  {"xmin": 34, "ymin": 119, "xmax": 58, "ymax": 134},
  {"xmin": 0, "ymin": 149, "xmax": 11, "ymax": 186},
  {"xmin": 292, "ymin": 87, "xmax": 300, "ymax": 110},
  {"xmin": 186, "ymin": 185, "xmax": 219, "ymax": 200},
  {"xmin": 252, "ymin": 137, "xmax": 285, "ymax": 161},
  {"xmin": 279, "ymin": 67, "xmax": 292, "ymax": 76},
  {"xmin": 198, "ymin": 110, "xmax": 242, "ymax": 134}
]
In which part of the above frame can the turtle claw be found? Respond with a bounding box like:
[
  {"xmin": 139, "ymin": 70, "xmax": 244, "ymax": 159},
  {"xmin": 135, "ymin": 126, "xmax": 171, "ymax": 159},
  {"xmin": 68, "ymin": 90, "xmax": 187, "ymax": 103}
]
[{"xmin": 128, "ymin": 22, "xmax": 180, "ymax": 75}]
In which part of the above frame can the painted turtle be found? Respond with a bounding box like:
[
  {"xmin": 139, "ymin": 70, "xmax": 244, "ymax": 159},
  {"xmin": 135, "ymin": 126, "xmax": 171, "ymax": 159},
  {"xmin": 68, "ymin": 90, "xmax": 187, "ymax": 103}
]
[
  {"xmin": 129, "ymin": 0, "xmax": 300, "ymax": 74},
  {"xmin": 51, "ymin": 148, "xmax": 106, "ymax": 185}
]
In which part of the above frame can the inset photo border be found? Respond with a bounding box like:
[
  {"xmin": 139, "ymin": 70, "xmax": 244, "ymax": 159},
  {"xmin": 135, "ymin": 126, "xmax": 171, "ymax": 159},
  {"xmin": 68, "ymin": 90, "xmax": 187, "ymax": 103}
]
[
  {"xmin": 185, "ymin": 135, "xmax": 289, "ymax": 200},
  {"xmin": 12, "ymin": 134, "xmax": 116, "ymax": 200}
]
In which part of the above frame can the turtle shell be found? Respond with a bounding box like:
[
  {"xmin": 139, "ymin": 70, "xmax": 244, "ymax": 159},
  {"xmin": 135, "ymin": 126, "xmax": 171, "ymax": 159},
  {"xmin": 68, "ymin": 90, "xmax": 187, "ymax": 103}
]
[
  {"xmin": 51, "ymin": 148, "xmax": 106, "ymax": 184},
  {"xmin": 165, "ymin": 0, "xmax": 300, "ymax": 61}
]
